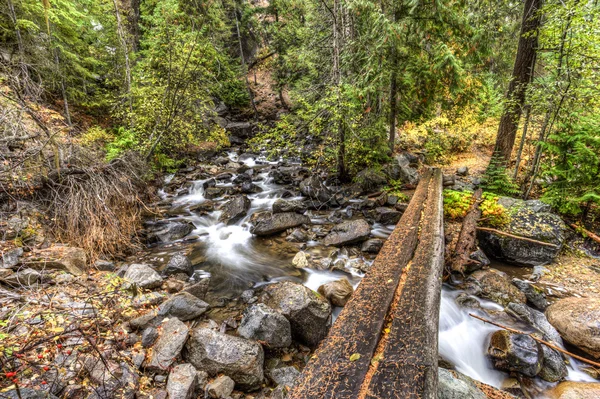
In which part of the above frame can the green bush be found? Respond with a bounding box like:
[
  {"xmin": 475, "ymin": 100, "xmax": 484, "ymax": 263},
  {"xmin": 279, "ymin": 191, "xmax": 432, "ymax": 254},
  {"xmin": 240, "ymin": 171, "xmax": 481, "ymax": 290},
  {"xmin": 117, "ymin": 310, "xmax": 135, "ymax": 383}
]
[{"xmin": 443, "ymin": 189, "xmax": 509, "ymax": 227}]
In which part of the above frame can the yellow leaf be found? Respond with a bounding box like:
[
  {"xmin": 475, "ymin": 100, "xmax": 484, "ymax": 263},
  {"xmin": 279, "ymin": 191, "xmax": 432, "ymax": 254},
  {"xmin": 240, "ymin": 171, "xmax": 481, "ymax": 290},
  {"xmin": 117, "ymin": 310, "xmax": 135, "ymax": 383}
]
[{"xmin": 349, "ymin": 353, "xmax": 361, "ymax": 362}]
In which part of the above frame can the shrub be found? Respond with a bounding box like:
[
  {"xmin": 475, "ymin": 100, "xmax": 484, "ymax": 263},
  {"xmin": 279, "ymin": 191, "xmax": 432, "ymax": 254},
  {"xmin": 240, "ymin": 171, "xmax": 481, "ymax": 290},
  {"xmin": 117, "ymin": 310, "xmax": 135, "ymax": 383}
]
[{"xmin": 443, "ymin": 189, "xmax": 509, "ymax": 227}]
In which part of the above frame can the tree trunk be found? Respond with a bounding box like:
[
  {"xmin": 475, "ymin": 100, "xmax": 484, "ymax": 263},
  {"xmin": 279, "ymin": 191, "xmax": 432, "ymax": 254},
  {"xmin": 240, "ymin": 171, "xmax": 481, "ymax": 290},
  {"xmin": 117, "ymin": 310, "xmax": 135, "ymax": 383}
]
[
  {"xmin": 112, "ymin": 0, "xmax": 134, "ymax": 121},
  {"xmin": 234, "ymin": 2, "xmax": 259, "ymax": 118},
  {"xmin": 513, "ymin": 104, "xmax": 531, "ymax": 179},
  {"xmin": 450, "ymin": 189, "xmax": 483, "ymax": 275},
  {"xmin": 492, "ymin": 0, "xmax": 542, "ymax": 164},
  {"xmin": 127, "ymin": 0, "xmax": 141, "ymax": 52},
  {"xmin": 332, "ymin": 0, "xmax": 347, "ymax": 181}
]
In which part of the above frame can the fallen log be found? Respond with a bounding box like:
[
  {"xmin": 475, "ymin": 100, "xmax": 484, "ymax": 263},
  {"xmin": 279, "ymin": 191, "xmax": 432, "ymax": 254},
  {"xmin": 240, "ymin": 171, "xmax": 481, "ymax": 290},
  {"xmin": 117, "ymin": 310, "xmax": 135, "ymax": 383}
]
[
  {"xmin": 476, "ymin": 227, "xmax": 559, "ymax": 248},
  {"xmin": 450, "ymin": 188, "xmax": 483, "ymax": 275},
  {"xmin": 569, "ymin": 223, "xmax": 600, "ymax": 246}
]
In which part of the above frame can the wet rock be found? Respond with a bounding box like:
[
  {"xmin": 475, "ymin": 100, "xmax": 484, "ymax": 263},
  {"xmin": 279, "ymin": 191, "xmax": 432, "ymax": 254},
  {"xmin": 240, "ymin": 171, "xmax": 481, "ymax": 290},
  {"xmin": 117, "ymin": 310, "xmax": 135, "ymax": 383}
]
[
  {"xmin": 219, "ymin": 195, "xmax": 251, "ymax": 225},
  {"xmin": 318, "ymin": 279, "xmax": 354, "ymax": 307},
  {"xmin": 454, "ymin": 293, "xmax": 482, "ymax": 310},
  {"xmin": 147, "ymin": 317, "xmax": 189, "ymax": 371},
  {"xmin": 286, "ymin": 228, "xmax": 309, "ymax": 243},
  {"xmin": 241, "ymin": 182, "xmax": 263, "ymax": 194},
  {"xmin": 292, "ymin": 251, "xmax": 309, "ymax": 269},
  {"xmin": 546, "ymin": 297, "xmax": 600, "ymax": 358},
  {"xmin": 546, "ymin": 382, "xmax": 600, "ymax": 399},
  {"xmin": 250, "ymin": 212, "xmax": 310, "ymax": 236},
  {"xmin": 164, "ymin": 254, "xmax": 193, "ymax": 277},
  {"xmin": 511, "ymin": 278, "xmax": 548, "ymax": 310},
  {"xmin": 189, "ymin": 200, "xmax": 216, "ymax": 214},
  {"xmin": 141, "ymin": 327, "xmax": 159, "ymax": 347},
  {"xmin": 270, "ymin": 366, "xmax": 300, "ymax": 388},
  {"xmin": 391, "ymin": 153, "xmax": 420, "ymax": 185},
  {"xmin": 21, "ymin": 246, "xmax": 86, "ymax": 275},
  {"xmin": 539, "ymin": 344, "xmax": 567, "ymax": 382},
  {"xmin": 1, "ymin": 247, "xmax": 23, "ymax": 268},
  {"xmin": 270, "ymin": 169, "xmax": 293, "ymax": 185},
  {"xmin": 369, "ymin": 207, "xmax": 402, "ymax": 225},
  {"xmin": 203, "ymin": 178, "xmax": 217, "ymax": 189},
  {"xmin": 465, "ymin": 269, "xmax": 526, "ymax": 307},
  {"xmin": 299, "ymin": 176, "xmax": 333, "ymax": 204},
  {"xmin": 157, "ymin": 292, "xmax": 209, "ymax": 321},
  {"xmin": 261, "ymin": 281, "xmax": 331, "ymax": 347},
  {"xmin": 166, "ymin": 363, "xmax": 198, "ymax": 399},
  {"xmin": 124, "ymin": 264, "xmax": 163, "ymax": 289},
  {"xmin": 204, "ymin": 187, "xmax": 226, "ymax": 199},
  {"xmin": 183, "ymin": 278, "xmax": 211, "ymax": 300},
  {"xmin": 272, "ymin": 199, "xmax": 307, "ymax": 214},
  {"xmin": 185, "ymin": 328, "xmax": 264, "ymax": 390},
  {"xmin": 468, "ymin": 248, "xmax": 490, "ymax": 272},
  {"xmin": 237, "ymin": 303, "xmax": 292, "ymax": 348},
  {"xmin": 207, "ymin": 375, "xmax": 235, "ymax": 398},
  {"xmin": 355, "ymin": 168, "xmax": 387, "ymax": 193},
  {"xmin": 215, "ymin": 172, "xmax": 233, "ymax": 181},
  {"xmin": 505, "ymin": 303, "xmax": 562, "ymax": 345},
  {"xmin": 233, "ymin": 173, "xmax": 252, "ymax": 184},
  {"xmin": 147, "ymin": 221, "xmax": 195, "ymax": 243},
  {"xmin": 477, "ymin": 199, "xmax": 566, "ymax": 266},
  {"xmin": 438, "ymin": 368, "xmax": 487, "ymax": 399},
  {"xmin": 323, "ymin": 219, "xmax": 370, "ymax": 246},
  {"xmin": 488, "ymin": 330, "xmax": 543, "ymax": 377},
  {"xmin": 457, "ymin": 166, "xmax": 469, "ymax": 176},
  {"xmin": 361, "ymin": 238, "xmax": 383, "ymax": 253}
]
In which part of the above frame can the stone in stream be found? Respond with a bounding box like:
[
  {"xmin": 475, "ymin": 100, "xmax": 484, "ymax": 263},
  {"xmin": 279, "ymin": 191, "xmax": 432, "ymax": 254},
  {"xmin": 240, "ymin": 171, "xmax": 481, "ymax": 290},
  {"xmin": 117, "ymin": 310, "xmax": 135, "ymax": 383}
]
[
  {"xmin": 299, "ymin": 175, "xmax": 334, "ymax": 204},
  {"xmin": 546, "ymin": 382, "xmax": 600, "ymax": 399},
  {"xmin": 488, "ymin": 330, "xmax": 543, "ymax": 377},
  {"xmin": 123, "ymin": 263, "xmax": 163, "ymax": 289},
  {"xmin": 166, "ymin": 363, "xmax": 198, "ymax": 399},
  {"xmin": 272, "ymin": 198, "xmax": 307, "ymax": 214},
  {"xmin": 477, "ymin": 199, "xmax": 566, "ymax": 266},
  {"xmin": 164, "ymin": 253, "xmax": 193, "ymax": 277},
  {"xmin": 292, "ymin": 251, "xmax": 309, "ymax": 268},
  {"xmin": 505, "ymin": 302, "xmax": 562, "ymax": 345},
  {"xmin": 511, "ymin": 278, "xmax": 549, "ymax": 310},
  {"xmin": 204, "ymin": 187, "xmax": 226, "ymax": 199},
  {"xmin": 318, "ymin": 279, "xmax": 354, "ymax": 307},
  {"xmin": 368, "ymin": 207, "xmax": 402, "ymax": 225},
  {"xmin": 185, "ymin": 327, "xmax": 264, "ymax": 390},
  {"xmin": 241, "ymin": 182, "xmax": 263, "ymax": 194},
  {"xmin": 147, "ymin": 221, "xmax": 195, "ymax": 243},
  {"xmin": 218, "ymin": 195, "xmax": 251, "ymax": 225},
  {"xmin": 361, "ymin": 238, "xmax": 383, "ymax": 253},
  {"xmin": 539, "ymin": 344, "xmax": 568, "ymax": 382},
  {"xmin": 237, "ymin": 303, "xmax": 292, "ymax": 348},
  {"xmin": 250, "ymin": 212, "xmax": 310, "ymax": 236},
  {"xmin": 438, "ymin": 368, "xmax": 487, "ymax": 399},
  {"xmin": 183, "ymin": 278, "xmax": 211, "ymax": 300},
  {"xmin": 465, "ymin": 269, "xmax": 526, "ymax": 307},
  {"xmin": 322, "ymin": 219, "xmax": 371, "ymax": 247},
  {"xmin": 546, "ymin": 297, "xmax": 600, "ymax": 359},
  {"xmin": 468, "ymin": 248, "xmax": 490, "ymax": 272},
  {"xmin": 260, "ymin": 281, "xmax": 331, "ymax": 347},
  {"xmin": 147, "ymin": 317, "xmax": 189, "ymax": 371}
]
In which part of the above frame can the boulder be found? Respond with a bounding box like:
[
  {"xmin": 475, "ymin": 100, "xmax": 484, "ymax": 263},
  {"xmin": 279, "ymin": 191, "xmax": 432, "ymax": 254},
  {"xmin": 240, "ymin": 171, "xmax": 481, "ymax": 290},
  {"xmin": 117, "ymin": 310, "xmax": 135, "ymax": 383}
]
[
  {"xmin": 511, "ymin": 278, "xmax": 548, "ymax": 310},
  {"xmin": 361, "ymin": 238, "xmax": 384, "ymax": 253},
  {"xmin": 323, "ymin": 219, "xmax": 370, "ymax": 246},
  {"xmin": 270, "ymin": 366, "xmax": 300, "ymax": 388},
  {"xmin": 465, "ymin": 269, "xmax": 526, "ymax": 307},
  {"xmin": 147, "ymin": 221, "xmax": 195, "ymax": 243},
  {"xmin": 300, "ymin": 176, "xmax": 333, "ymax": 204},
  {"xmin": 438, "ymin": 368, "xmax": 487, "ymax": 399},
  {"xmin": 241, "ymin": 182, "xmax": 263, "ymax": 194},
  {"xmin": 185, "ymin": 328, "xmax": 264, "ymax": 390},
  {"xmin": 477, "ymin": 199, "xmax": 566, "ymax": 266},
  {"xmin": 123, "ymin": 264, "xmax": 163, "ymax": 289},
  {"xmin": 546, "ymin": 382, "xmax": 600, "ymax": 399},
  {"xmin": 354, "ymin": 168, "xmax": 387, "ymax": 193},
  {"xmin": 488, "ymin": 330, "xmax": 543, "ymax": 377},
  {"xmin": 539, "ymin": 344, "xmax": 568, "ymax": 382},
  {"xmin": 261, "ymin": 281, "xmax": 331, "ymax": 347},
  {"xmin": 237, "ymin": 303, "xmax": 292, "ymax": 348},
  {"xmin": 164, "ymin": 254, "xmax": 193, "ymax": 277},
  {"xmin": 147, "ymin": 317, "xmax": 189, "ymax": 371},
  {"xmin": 21, "ymin": 246, "xmax": 86, "ymax": 275},
  {"xmin": 157, "ymin": 292, "xmax": 209, "ymax": 321},
  {"xmin": 318, "ymin": 279, "xmax": 354, "ymax": 307},
  {"xmin": 546, "ymin": 297, "xmax": 600, "ymax": 358},
  {"xmin": 392, "ymin": 153, "xmax": 420, "ymax": 185},
  {"xmin": 218, "ymin": 195, "xmax": 251, "ymax": 225},
  {"xmin": 166, "ymin": 363, "xmax": 198, "ymax": 399},
  {"xmin": 206, "ymin": 375, "xmax": 235, "ymax": 398},
  {"xmin": 505, "ymin": 303, "xmax": 562, "ymax": 345},
  {"xmin": 250, "ymin": 212, "xmax": 310, "ymax": 236},
  {"xmin": 272, "ymin": 199, "xmax": 307, "ymax": 214}
]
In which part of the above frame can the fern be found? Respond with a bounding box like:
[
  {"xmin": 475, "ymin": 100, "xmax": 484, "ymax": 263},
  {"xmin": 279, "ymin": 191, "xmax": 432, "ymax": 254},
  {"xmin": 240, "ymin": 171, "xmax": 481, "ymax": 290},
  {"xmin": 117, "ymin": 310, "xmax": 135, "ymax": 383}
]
[{"xmin": 482, "ymin": 152, "xmax": 520, "ymax": 196}]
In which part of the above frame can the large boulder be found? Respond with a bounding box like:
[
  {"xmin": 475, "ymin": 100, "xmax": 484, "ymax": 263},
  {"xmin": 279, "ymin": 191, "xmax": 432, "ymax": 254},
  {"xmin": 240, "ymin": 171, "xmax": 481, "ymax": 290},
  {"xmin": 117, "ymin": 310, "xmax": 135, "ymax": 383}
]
[
  {"xmin": 237, "ymin": 303, "xmax": 292, "ymax": 348},
  {"xmin": 546, "ymin": 297, "xmax": 600, "ymax": 358},
  {"xmin": 185, "ymin": 328, "xmax": 264, "ymax": 390},
  {"xmin": 477, "ymin": 199, "xmax": 566, "ymax": 266},
  {"xmin": 21, "ymin": 246, "xmax": 86, "ymax": 275},
  {"xmin": 488, "ymin": 330, "xmax": 543, "ymax": 377},
  {"xmin": 123, "ymin": 264, "xmax": 163, "ymax": 289},
  {"xmin": 318, "ymin": 279, "xmax": 354, "ymax": 307},
  {"xmin": 299, "ymin": 176, "xmax": 333, "ymax": 204},
  {"xmin": 272, "ymin": 199, "xmax": 307, "ymax": 214},
  {"xmin": 261, "ymin": 281, "xmax": 331, "ymax": 347},
  {"xmin": 465, "ymin": 269, "xmax": 526, "ymax": 307},
  {"xmin": 323, "ymin": 219, "xmax": 371, "ymax": 246},
  {"xmin": 147, "ymin": 317, "xmax": 189, "ymax": 371},
  {"xmin": 250, "ymin": 212, "xmax": 310, "ymax": 236},
  {"xmin": 163, "ymin": 254, "xmax": 193, "ymax": 277},
  {"xmin": 218, "ymin": 195, "xmax": 251, "ymax": 225},
  {"xmin": 546, "ymin": 382, "xmax": 600, "ymax": 399}
]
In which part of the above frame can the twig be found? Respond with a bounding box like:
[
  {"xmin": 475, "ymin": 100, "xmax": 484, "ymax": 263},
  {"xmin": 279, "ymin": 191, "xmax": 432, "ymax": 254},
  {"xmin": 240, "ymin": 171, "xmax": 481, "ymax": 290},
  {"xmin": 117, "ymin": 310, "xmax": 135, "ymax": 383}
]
[
  {"xmin": 476, "ymin": 227, "xmax": 559, "ymax": 248},
  {"xmin": 469, "ymin": 313, "xmax": 600, "ymax": 368},
  {"xmin": 570, "ymin": 223, "xmax": 600, "ymax": 245}
]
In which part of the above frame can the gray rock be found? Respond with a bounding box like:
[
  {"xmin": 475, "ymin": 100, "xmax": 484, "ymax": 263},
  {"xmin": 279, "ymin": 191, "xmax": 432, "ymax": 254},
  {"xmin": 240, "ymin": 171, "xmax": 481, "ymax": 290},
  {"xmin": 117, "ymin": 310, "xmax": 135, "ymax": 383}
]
[
  {"xmin": 323, "ymin": 219, "xmax": 370, "ymax": 247},
  {"xmin": 157, "ymin": 292, "xmax": 209, "ymax": 321},
  {"xmin": 185, "ymin": 328, "xmax": 264, "ymax": 390},
  {"xmin": 355, "ymin": 168, "xmax": 387, "ymax": 193},
  {"xmin": 438, "ymin": 368, "xmax": 487, "ymax": 399},
  {"xmin": 539, "ymin": 344, "xmax": 568, "ymax": 382},
  {"xmin": 270, "ymin": 366, "xmax": 300, "ymax": 388},
  {"xmin": 456, "ymin": 166, "xmax": 469, "ymax": 176},
  {"xmin": 272, "ymin": 199, "xmax": 307, "ymax": 214},
  {"xmin": 250, "ymin": 212, "xmax": 310, "ymax": 236},
  {"xmin": 261, "ymin": 281, "xmax": 331, "ymax": 347},
  {"xmin": 21, "ymin": 246, "xmax": 86, "ymax": 276},
  {"xmin": 488, "ymin": 330, "xmax": 543, "ymax": 377},
  {"xmin": 299, "ymin": 176, "xmax": 333, "ymax": 204},
  {"xmin": 237, "ymin": 303, "xmax": 292, "ymax": 348},
  {"xmin": 95, "ymin": 259, "xmax": 115, "ymax": 271},
  {"xmin": 1, "ymin": 268, "xmax": 42, "ymax": 287},
  {"xmin": 147, "ymin": 317, "xmax": 189, "ymax": 371},
  {"xmin": 318, "ymin": 279, "xmax": 354, "ymax": 307},
  {"xmin": 369, "ymin": 207, "xmax": 402, "ymax": 225},
  {"xmin": 286, "ymin": 228, "xmax": 308, "ymax": 243},
  {"xmin": 207, "ymin": 375, "xmax": 235, "ymax": 398},
  {"xmin": 361, "ymin": 239, "xmax": 383, "ymax": 253},
  {"xmin": 511, "ymin": 278, "xmax": 548, "ymax": 310},
  {"xmin": 1, "ymin": 247, "xmax": 23, "ymax": 268},
  {"xmin": 124, "ymin": 264, "xmax": 163, "ymax": 289},
  {"xmin": 147, "ymin": 221, "xmax": 195, "ymax": 243},
  {"xmin": 164, "ymin": 254, "xmax": 193, "ymax": 277},
  {"xmin": 506, "ymin": 303, "xmax": 562, "ymax": 345},
  {"xmin": 183, "ymin": 278, "xmax": 210, "ymax": 300},
  {"xmin": 1, "ymin": 388, "xmax": 59, "ymax": 399},
  {"xmin": 241, "ymin": 182, "xmax": 263, "ymax": 194},
  {"xmin": 465, "ymin": 269, "xmax": 526, "ymax": 307},
  {"xmin": 167, "ymin": 363, "xmax": 198, "ymax": 399},
  {"xmin": 219, "ymin": 195, "xmax": 251, "ymax": 225},
  {"xmin": 393, "ymin": 153, "xmax": 420, "ymax": 185},
  {"xmin": 468, "ymin": 248, "xmax": 490, "ymax": 272},
  {"xmin": 142, "ymin": 327, "xmax": 159, "ymax": 348}
]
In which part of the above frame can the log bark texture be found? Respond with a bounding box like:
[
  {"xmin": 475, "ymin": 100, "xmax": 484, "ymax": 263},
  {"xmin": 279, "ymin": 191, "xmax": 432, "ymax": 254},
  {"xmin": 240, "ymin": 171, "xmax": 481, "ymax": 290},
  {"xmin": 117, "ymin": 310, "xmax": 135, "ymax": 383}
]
[{"xmin": 450, "ymin": 188, "xmax": 483, "ymax": 275}]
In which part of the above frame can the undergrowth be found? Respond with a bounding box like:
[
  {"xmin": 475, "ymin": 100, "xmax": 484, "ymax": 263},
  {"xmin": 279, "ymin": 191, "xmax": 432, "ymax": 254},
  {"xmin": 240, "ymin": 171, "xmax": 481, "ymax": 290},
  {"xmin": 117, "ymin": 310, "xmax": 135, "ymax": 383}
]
[{"xmin": 443, "ymin": 189, "xmax": 510, "ymax": 227}]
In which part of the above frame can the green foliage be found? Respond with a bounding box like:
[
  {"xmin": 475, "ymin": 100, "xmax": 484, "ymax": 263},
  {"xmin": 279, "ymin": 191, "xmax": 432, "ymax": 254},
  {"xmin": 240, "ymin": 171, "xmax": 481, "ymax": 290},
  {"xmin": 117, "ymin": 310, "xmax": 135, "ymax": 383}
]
[
  {"xmin": 443, "ymin": 190, "xmax": 509, "ymax": 227},
  {"xmin": 383, "ymin": 180, "xmax": 409, "ymax": 202},
  {"xmin": 481, "ymin": 153, "xmax": 520, "ymax": 196},
  {"xmin": 105, "ymin": 127, "xmax": 138, "ymax": 161},
  {"xmin": 80, "ymin": 126, "xmax": 114, "ymax": 147},
  {"xmin": 443, "ymin": 190, "xmax": 473, "ymax": 219}
]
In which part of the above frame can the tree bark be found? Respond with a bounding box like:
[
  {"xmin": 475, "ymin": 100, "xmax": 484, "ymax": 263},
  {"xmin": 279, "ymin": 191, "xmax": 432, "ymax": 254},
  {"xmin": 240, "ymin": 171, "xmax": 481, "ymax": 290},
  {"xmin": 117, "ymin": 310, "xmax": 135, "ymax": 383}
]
[
  {"xmin": 112, "ymin": 0, "xmax": 134, "ymax": 121},
  {"xmin": 492, "ymin": 0, "xmax": 542, "ymax": 163},
  {"xmin": 513, "ymin": 104, "xmax": 531, "ymax": 179},
  {"xmin": 450, "ymin": 188, "xmax": 483, "ymax": 275}
]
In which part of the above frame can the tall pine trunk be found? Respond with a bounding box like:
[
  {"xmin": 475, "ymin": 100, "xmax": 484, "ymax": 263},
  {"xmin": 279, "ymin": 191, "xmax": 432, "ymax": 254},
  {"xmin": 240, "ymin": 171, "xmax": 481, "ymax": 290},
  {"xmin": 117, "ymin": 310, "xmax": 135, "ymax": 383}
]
[
  {"xmin": 332, "ymin": 0, "xmax": 346, "ymax": 181},
  {"xmin": 492, "ymin": 0, "xmax": 542, "ymax": 164}
]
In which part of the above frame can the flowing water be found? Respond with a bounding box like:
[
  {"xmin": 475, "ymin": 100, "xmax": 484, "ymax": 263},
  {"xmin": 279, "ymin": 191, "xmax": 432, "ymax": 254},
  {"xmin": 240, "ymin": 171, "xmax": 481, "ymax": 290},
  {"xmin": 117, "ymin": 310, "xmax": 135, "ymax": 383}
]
[{"xmin": 145, "ymin": 151, "xmax": 598, "ymax": 397}]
